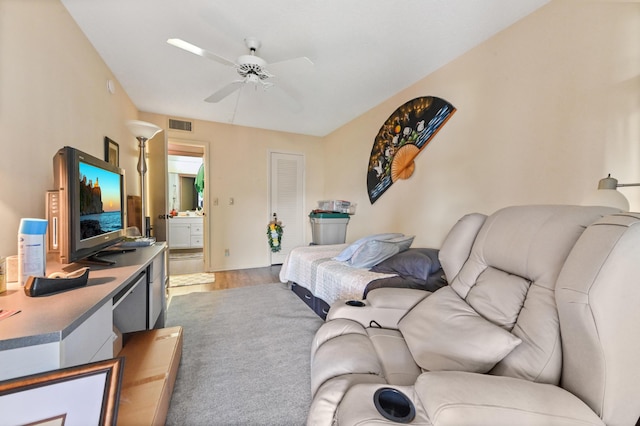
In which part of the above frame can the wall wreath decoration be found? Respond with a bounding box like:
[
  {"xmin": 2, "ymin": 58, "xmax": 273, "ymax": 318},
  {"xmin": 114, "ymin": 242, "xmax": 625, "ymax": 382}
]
[
  {"xmin": 267, "ymin": 213, "xmax": 284, "ymax": 252},
  {"xmin": 367, "ymin": 96, "xmax": 456, "ymax": 204}
]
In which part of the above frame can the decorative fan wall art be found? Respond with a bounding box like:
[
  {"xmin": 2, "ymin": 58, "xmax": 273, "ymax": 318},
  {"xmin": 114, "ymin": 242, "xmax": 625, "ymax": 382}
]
[{"xmin": 367, "ymin": 96, "xmax": 456, "ymax": 204}]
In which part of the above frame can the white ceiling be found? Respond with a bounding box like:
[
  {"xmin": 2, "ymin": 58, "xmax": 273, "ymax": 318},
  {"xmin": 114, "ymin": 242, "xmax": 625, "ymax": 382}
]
[{"xmin": 61, "ymin": 0, "xmax": 549, "ymax": 137}]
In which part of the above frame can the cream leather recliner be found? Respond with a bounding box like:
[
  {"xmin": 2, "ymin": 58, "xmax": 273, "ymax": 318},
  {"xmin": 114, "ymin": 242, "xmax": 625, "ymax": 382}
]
[{"xmin": 308, "ymin": 205, "xmax": 640, "ymax": 426}]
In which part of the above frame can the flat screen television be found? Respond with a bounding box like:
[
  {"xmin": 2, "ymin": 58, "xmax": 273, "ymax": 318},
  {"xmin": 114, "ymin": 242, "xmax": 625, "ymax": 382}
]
[{"xmin": 49, "ymin": 146, "xmax": 126, "ymax": 264}]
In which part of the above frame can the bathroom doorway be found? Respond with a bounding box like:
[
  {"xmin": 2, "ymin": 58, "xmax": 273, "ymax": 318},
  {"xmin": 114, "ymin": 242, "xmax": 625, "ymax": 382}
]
[{"xmin": 167, "ymin": 140, "xmax": 208, "ymax": 276}]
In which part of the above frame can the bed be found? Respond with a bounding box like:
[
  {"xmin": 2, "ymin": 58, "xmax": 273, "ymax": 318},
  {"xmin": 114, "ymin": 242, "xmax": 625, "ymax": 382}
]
[{"xmin": 279, "ymin": 242, "xmax": 446, "ymax": 318}]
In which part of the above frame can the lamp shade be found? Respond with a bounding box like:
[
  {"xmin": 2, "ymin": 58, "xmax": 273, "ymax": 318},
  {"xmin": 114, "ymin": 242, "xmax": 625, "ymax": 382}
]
[
  {"xmin": 583, "ymin": 189, "xmax": 630, "ymax": 211},
  {"xmin": 583, "ymin": 175, "xmax": 630, "ymax": 211},
  {"xmin": 125, "ymin": 120, "xmax": 162, "ymax": 140}
]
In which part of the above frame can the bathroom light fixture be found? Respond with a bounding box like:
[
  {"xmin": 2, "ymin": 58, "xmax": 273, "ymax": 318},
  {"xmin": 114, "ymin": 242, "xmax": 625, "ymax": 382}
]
[
  {"xmin": 125, "ymin": 120, "xmax": 162, "ymax": 237},
  {"xmin": 584, "ymin": 174, "xmax": 640, "ymax": 211}
]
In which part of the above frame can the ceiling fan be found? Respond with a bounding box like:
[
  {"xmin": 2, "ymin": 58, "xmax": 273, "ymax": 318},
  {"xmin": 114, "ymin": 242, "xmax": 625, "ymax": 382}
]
[{"xmin": 167, "ymin": 37, "xmax": 313, "ymax": 108}]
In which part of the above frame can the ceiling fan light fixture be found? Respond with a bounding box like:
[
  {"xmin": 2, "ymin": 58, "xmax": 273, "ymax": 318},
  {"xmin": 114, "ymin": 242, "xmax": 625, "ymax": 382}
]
[
  {"xmin": 171, "ymin": 36, "xmax": 310, "ymax": 108},
  {"xmin": 238, "ymin": 54, "xmax": 266, "ymax": 68},
  {"xmin": 237, "ymin": 55, "xmax": 272, "ymax": 80},
  {"xmin": 260, "ymin": 80, "xmax": 274, "ymax": 90}
]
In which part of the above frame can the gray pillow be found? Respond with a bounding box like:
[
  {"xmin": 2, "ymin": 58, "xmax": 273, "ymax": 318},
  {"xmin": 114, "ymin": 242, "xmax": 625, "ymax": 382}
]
[
  {"xmin": 333, "ymin": 233, "xmax": 404, "ymax": 261},
  {"xmin": 348, "ymin": 235, "xmax": 414, "ymax": 269},
  {"xmin": 399, "ymin": 286, "xmax": 522, "ymax": 373},
  {"xmin": 371, "ymin": 248, "xmax": 440, "ymax": 283}
]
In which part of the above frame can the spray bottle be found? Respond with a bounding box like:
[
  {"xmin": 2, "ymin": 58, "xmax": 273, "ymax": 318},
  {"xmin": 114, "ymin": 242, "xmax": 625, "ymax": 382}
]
[{"xmin": 18, "ymin": 218, "xmax": 48, "ymax": 286}]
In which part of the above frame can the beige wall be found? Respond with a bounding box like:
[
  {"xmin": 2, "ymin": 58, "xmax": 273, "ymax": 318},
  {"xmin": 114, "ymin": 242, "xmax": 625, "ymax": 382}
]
[
  {"xmin": 0, "ymin": 0, "xmax": 638, "ymax": 268},
  {"xmin": 324, "ymin": 0, "xmax": 640, "ymax": 248},
  {"xmin": 0, "ymin": 0, "xmax": 324, "ymax": 269},
  {"xmin": 0, "ymin": 0, "xmax": 141, "ymax": 258},
  {"xmin": 141, "ymin": 113, "xmax": 324, "ymax": 270}
]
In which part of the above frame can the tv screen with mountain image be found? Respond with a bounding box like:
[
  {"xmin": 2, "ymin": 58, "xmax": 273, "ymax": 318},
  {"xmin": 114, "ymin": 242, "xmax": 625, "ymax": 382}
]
[{"xmin": 51, "ymin": 146, "xmax": 126, "ymax": 265}]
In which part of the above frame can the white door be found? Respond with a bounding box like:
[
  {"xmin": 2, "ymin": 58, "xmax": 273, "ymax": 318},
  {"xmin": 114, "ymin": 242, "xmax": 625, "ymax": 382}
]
[{"xmin": 269, "ymin": 152, "xmax": 304, "ymax": 265}]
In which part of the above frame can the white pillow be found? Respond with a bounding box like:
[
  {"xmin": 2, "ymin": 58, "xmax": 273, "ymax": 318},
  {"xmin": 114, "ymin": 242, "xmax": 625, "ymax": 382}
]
[
  {"xmin": 333, "ymin": 233, "xmax": 404, "ymax": 261},
  {"xmin": 348, "ymin": 235, "xmax": 415, "ymax": 269},
  {"xmin": 398, "ymin": 286, "xmax": 522, "ymax": 373}
]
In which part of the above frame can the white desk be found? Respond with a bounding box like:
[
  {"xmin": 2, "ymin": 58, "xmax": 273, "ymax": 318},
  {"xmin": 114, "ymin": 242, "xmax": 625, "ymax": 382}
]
[{"xmin": 0, "ymin": 243, "xmax": 167, "ymax": 381}]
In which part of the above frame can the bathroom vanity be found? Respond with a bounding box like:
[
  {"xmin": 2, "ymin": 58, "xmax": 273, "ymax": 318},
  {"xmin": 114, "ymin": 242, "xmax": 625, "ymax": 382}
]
[{"xmin": 168, "ymin": 216, "xmax": 203, "ymax": 249}]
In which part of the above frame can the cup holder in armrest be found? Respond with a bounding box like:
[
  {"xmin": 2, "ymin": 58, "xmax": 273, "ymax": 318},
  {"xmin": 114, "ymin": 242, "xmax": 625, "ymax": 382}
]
[
  {"xmin": 373, "ymin": 387, "xmax": 416, "ymax": 423},
  {"xmin": 345, "ymin": 300, "xmax": 365, "ymax": 307}
]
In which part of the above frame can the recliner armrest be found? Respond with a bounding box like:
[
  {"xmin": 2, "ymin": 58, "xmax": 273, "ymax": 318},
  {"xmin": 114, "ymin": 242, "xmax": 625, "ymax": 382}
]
[
  {"xmin": 366, "ymin": 288, "xmax": 431, "ymax": 309},
  {"xmin": 415, "ymin": 371, "xmax": 605, "ymax": 426},
  {"xmin": 326, "ymin": 288, "xmax": 431, "ymax": 329}
]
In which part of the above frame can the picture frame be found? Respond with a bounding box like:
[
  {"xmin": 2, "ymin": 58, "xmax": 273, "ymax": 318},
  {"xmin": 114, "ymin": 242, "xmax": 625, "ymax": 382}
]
[
  {"xmin": 0, "ymin": 357, "xmax": 124, "ymax": 426},
  {"xmin": 105, "ymin": 136, "xmax": 119, "ymax": 167}
]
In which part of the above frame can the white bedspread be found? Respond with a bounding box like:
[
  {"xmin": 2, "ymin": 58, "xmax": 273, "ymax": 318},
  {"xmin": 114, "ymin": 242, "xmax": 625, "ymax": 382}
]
[{"xmin": 279, "ymin": 244, "xmax": 396, "ymax": 305}]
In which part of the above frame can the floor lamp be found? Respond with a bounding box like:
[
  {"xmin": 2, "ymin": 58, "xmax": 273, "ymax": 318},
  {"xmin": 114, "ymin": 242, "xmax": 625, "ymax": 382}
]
[
  {"xmin": 584, "ymin": 174, "xmax": 640, "ymax": 211},
  {"xmin": 125, "ymin": 120, "xmax": 162, "ymax": 237}
]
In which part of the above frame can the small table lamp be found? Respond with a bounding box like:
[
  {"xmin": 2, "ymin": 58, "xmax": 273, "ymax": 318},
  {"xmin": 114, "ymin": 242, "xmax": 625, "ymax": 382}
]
[{"xmin": 125, "ymin": 120, "xmax": 163, "ymax": 237}]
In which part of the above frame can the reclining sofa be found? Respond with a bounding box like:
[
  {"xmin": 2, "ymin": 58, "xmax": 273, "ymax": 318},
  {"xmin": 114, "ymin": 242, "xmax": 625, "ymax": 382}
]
[{"xmin": 308, "ymin": 205, "xmax": 640, "ymax": 426}]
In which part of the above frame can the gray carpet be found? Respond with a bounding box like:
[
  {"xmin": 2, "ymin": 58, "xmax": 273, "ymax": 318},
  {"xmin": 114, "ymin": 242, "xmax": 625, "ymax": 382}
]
[{"xmin": 165, "ymin": 283, "xmax": 323, "ymax": 426}]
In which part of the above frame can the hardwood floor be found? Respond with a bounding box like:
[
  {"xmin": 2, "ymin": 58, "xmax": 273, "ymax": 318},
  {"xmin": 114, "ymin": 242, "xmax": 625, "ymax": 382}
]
[{"xmin": 167, "ymin": 265, "xmax": 282, "ymax": 302}]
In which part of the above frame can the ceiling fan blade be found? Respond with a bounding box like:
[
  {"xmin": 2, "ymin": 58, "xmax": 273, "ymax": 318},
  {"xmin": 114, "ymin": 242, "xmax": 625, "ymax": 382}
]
[
  {"xmin": 167, "ymin": 38, "xmax": 236, "ymax": 67},
  {"xmin": 268, "ymin": 56, "xmax": 314, "ymax": 74},
  {"xmin": 204, "ymin": 80, "xmax": 245, "ymax": 103}
]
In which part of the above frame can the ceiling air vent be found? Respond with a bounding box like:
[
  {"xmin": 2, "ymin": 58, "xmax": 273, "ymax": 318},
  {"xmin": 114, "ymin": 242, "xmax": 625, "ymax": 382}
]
[{"xmin": 168, "ymin": 118, "xmax": 193, "ymax": 132}]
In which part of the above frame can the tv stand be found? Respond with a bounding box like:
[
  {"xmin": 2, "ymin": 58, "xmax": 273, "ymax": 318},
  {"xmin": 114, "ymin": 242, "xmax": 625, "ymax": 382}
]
[
  {"xmin": 79, "ymin": 254, "xmax": 117, "ymax": 266},
  {"xmin": 79, "ymin": 246, "xmax": 138, "ymax": 266},
  {"xmin": 100, "ymin": 245, "xmax": 137, "ymax": 254},
  {"xmin": 96, "ymin": 243, "xmax": 136, "ymax": 255}
]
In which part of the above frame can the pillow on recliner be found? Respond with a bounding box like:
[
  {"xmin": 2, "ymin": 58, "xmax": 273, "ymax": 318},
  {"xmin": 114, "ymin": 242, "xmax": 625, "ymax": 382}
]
[
  {"xmin": 333, "ymin": 233, "xmax": 404, "ymax": 261},
  {"xmin": 398, "ymin": 286, "xmax": 522, "ymax": 373},
  {"xmin": 348, "ymin": 235, "xmax": 415, "ymax": 269}
]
